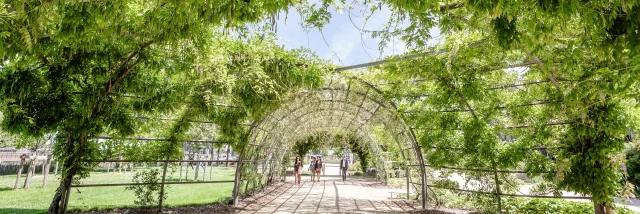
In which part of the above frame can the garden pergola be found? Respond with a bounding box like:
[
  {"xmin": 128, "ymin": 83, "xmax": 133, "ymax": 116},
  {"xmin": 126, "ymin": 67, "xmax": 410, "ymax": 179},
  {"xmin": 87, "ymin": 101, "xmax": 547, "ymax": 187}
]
[
  {"xmin": 65, "ymin": 45, "xmax": 614, "ymax": 213},
  {"xmin": 67, "ymin": 72, "xmax": 430, "ymax": 211},
  {"xmin": 236, "ymin": 75, "xmax": 428, "ymax": 207},
  {"xmin": 3, "ymin": 1, "xmax": 637, "ymax": 214}
]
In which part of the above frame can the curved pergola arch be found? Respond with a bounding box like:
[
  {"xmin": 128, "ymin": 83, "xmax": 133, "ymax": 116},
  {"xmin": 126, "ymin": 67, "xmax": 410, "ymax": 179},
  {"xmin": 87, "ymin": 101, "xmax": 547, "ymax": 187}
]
[
  {"xmin": 233, "ymin": 76, "xmax": 428, "ymax": 208},
  {"xmin": 254, "ymin": 93, "xmax": 405, "ymax": 155}
]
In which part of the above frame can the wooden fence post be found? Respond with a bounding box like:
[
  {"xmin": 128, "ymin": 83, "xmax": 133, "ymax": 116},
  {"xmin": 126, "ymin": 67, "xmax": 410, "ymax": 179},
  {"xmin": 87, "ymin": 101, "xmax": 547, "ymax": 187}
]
[{"xmin": 158, "ymin": 158, "xmax": 169, "ymax": 210}]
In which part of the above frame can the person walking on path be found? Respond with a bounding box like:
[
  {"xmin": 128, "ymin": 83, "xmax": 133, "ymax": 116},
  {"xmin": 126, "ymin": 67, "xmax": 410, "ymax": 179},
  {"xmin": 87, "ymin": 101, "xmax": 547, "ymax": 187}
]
[
  {"xmin": 315, "ymin": 158, "xmax": 323, "ymax": 182},
  {"xmin": 340, "ymin": 158, "xmax": 349, "ymax": 182},
  {"xmin": 309, "ymin": 156, "xmax": 317, "ymax": 182},
  {"xmin": 294, "ymin": 156, "xmax": 302, "ymax": 186}
]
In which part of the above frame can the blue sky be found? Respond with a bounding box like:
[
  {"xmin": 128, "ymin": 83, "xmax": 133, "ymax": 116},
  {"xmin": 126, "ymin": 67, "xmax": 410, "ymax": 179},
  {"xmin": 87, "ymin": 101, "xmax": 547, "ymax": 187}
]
[{"xmin": 274, "ymin": 4, "xmax": 440, "ymax": 66}]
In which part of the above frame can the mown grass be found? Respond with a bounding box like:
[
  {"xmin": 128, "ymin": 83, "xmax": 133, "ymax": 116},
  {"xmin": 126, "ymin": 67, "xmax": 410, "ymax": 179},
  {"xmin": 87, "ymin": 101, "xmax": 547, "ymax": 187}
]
[{"xmin": 0, "ymin": 166, "xmax": 236, "ymax": 214}]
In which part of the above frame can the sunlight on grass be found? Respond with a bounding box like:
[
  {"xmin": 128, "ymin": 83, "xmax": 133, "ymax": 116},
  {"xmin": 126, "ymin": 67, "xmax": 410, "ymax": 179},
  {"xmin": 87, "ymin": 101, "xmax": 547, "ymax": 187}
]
[{"xmin": 0, "ymin": 166, "xmax": 236, "ymax": 214}]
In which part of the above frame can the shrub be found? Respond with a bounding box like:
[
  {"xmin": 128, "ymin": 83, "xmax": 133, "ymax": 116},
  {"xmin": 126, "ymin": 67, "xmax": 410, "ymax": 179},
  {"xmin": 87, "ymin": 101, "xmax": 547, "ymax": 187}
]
[
  {"xmin": 353, "ymin": 171, "xmax": 363, "ymax": 176},
  {"xmin": 626, "ymin": 148, "xmax": 640, "ymax": 195},
  {"xmin": 126, "ymin": 169, "xmax": 166, "ymax": 207},
  {"xmin": 503, "ymin": 198, "xmax": 637, "ymax": 214},
  {"xmin": 348, "ymin": 162, "xmax": 361, "ymax": 172},
  {"xmin": 388, "ymin": 178, "xmax": 405, "ymax": 188}
]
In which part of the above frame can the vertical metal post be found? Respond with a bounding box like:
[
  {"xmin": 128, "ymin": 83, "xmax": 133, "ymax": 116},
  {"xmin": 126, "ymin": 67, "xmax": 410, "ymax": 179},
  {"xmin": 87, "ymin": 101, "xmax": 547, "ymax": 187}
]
[
  {"xmin": 232, "ymin": 144, "xmax": 247, "ymax": 205},
  {"xmin": 158, "ymin": 158, "xmax": 169, "ymax": 210},
  {"xmin": 408, "ymin": 127, "xmax": 427, "ymax": 209},
  {"xmin": 281, "ymin": 149, "xmax": 288, "ymax": 182},
  {"xmin": 406, "ymin": 165, "xmax": 410, "ymax": 199},
  {"xmin": 421, "ymin": 167, "xmax": 427, "ymax": 208}
]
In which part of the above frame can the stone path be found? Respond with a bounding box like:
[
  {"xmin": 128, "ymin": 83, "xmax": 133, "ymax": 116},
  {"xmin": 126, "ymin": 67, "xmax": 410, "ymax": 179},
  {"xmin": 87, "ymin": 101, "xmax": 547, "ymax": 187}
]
[
  {"xmin": 237, "ymin": 180, "xmax": 421, "ymax": 213},
  {"xmin": 235, "ymin": 163, "xmax": 468, "ymax": 214}
]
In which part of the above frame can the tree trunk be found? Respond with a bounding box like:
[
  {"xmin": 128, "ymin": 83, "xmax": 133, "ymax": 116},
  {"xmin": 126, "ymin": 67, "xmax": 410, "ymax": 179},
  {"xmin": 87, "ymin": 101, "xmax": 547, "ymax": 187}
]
[
  {"xmin": 48, "ymin": 134, "xmax": 87, "ymax": 214},
  {"xmin": 13, "ymin": 155, "xmax": 26, "ymax": 190},
  {"xmin": 178, "ymin": 157, "xmax": 182, "ymax": 182},
  {"xmin": 595, "ymin": 202, "xmax": 605, "ymax": 214},
  {"xmin": 54, "ymin": 161, "xmax": 59, "ymax": 175},
  {"xmin": 594, "ymin": 202, "xmax": 615, "ymax": 214},
  {"xmin": 23, "ymin": 155, "xmax": 37, "ymax": 189},
  {"xmin": 194, "ymin": 157, "xmax": 200, "ymax": 181},
  {"xmin": 185, "ymin": 162, "xmax": 189, "ymax": 181},
  {"xmin": 118, "ymin": 154, "xmax": 123, "ymax": 173},
  {"xmin": 49, "ymin": 160, "xmax": 76, "ymax": 214},
  {"xmin": 179, "ymin": 162, "xmax": 183, "ymax": 182},
  {"xmin": 106, "ymin": 162, "xmax": 110, "ymax": 173},
  {"xmin": 210, "ymin": 150, "xmax": 214, "ymax": 181},
  {"xmin": 226, "ymin": 146, "xmax": 230, "ymax": 167},
  {"xmin": 216, "ymin": 147, "xmax": 221, "ymax": 165},
  {"xmin": 202, "ymin": 164, "xmax": 206, "ymax": 181},
  {"xmin": 43, "ymin": 154, "xmax": 52, "ymax": 189}
]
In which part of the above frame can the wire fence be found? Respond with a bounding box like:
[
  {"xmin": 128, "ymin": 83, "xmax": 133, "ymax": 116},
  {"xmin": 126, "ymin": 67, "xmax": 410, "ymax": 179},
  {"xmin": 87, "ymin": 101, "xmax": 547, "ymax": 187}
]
[
  {"xmin": 63, "ymin": 158, "xmax": 255, "ymax": 210},
  {"xmin": 409, "ymin": 163, "xmax": 592, "ymax": 213}
]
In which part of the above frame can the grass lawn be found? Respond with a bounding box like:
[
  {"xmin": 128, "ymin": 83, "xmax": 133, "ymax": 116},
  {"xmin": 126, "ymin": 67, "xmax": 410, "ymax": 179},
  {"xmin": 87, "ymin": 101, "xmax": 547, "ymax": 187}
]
[{"xmin": 0, "ymin": 165, "xmax": 237, "ymax": 214}]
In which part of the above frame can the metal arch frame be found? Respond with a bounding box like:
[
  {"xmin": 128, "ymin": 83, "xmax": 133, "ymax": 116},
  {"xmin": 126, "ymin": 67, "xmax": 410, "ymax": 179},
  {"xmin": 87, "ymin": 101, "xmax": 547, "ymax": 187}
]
[
  {"xmin": 260, "ymin": 88, "xmax": 389, "ymax": 135},
  {"xmin": 250, "ymin": 103, "xmax": 403, "ymax": 178},
  {"xmin": 252, "ymin": 90, "xmax": 418, "ymax": 162},
  {"xmin": 248, "ymin": 82, "xmax": 423, "ymax": 192},
  {"xmin": 257, "ymin": 109, "xmax": 386, "ymax": 160},
  {"xmin": 248, "ymin": 99, "xmax": 389, "ymax": 188},
  {"xmin": 267, "ymin": 100, "xmax": 378, "ymax": 132},
  {"xmin": 264, "ymin": 122, "xmax": 388, "ymax": 176},
  {"xmin": 259, "ymin": 101, "xmax": 396, "ymax": 144},
  {"xmin": 256, "ymin": 101, "xmax": 422, "ymax": 199},
  {"xmin": 257, "ymin": 93, "xmax": 382, "ymax": 139},
  {"xmin": 278, "ymin": 107, "xmax": 395, "ymax": 142},
  {"xmin": 238, "ymin": 77, "xmax": 429, "ymax": 209},
  {"xmin": 232, "ymin": 121, "xmax": 257, "ymax": 205},
  {"xmin": 346, "ymin": 77, "xmax": 429, "ymax": 206},
  {"xmin": 254, "ymin": 92, "xmax": 408, "ymax": 147},
  {"xmin": 257, "ymin": 123, "xmax": 390, "ymax": 185},
  {"xmin": 272, "ymin": 88, "xmax": 382, "ymax": 123}
]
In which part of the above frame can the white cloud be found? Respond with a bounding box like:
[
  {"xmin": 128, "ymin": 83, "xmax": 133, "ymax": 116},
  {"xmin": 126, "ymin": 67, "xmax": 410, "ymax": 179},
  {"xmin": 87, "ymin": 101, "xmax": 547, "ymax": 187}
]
[{"xmin": 325, "ymin": 22, "xmax": 359, "ymax": 64}]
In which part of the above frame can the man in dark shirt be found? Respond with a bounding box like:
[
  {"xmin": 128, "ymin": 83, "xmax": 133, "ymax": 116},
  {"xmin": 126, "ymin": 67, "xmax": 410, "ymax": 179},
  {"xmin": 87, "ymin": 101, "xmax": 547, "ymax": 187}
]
[{"xmin": 340, "ymin": 158, "xmax": 349, "ymax": 182}]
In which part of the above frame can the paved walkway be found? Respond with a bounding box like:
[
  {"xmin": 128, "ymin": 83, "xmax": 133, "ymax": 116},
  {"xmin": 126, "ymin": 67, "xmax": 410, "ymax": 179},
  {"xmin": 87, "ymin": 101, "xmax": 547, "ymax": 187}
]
[{"xmin": 236, "ymin": 163, "xmax": 423, "ymax": 214}]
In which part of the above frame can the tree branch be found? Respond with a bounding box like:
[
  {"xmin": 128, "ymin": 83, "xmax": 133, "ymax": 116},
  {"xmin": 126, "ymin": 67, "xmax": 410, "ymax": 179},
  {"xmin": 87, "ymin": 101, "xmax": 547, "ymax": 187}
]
[
  {"xmin": 438, "ymin": 2, "xmax": 464, "ymax": 12},
  {"xmin": 523, "ymin": 49, "xmax": 561, "ymax": 92},
  {"xmin": 104, "ymin": 58, "xmax": 141, "ymax": 96},
  {"xmin": 104, "ymin": 40, "xmax": 154, "ymax": 96}
]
